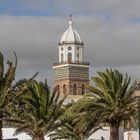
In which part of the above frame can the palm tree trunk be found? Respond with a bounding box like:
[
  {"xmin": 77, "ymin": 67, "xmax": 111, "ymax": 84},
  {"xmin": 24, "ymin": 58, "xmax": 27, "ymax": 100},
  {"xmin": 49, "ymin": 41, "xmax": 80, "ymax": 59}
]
[
  {"xmin": 0, "ymin": 119, "xmax": 2, "ymax": 140},
  {"xmin": 32, "ymin": 135, "xmax": 45, "ymax": 140},
  {"xmin": 110, "ymin": 124, "xmax": 119, "ymax": 140}
]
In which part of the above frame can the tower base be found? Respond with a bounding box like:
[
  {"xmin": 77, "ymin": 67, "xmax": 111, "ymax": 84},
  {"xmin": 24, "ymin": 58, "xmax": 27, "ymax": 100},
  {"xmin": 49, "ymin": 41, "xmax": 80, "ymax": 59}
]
[{"xmin": 53, "ymin": 63, "xmax": 89, "ymax": 95}]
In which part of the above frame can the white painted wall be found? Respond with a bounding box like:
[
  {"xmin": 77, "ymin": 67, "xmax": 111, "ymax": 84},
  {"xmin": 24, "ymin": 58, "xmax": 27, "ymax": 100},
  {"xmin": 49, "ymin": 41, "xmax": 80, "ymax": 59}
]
[
  {"xmin": 58, "ymin": 44, "xmax": 84, "ymax": 63},
  {"xmin": 3, "ymin": 128, "xmax": 31, "ymax": 140},
  {"xmin": 4, "ymin": 128, "xmax": 139, "ymax": 140},
  {"xmin": 2, "ymin": 128, "xmax": 50, "ymax": 140},
  {"xmin": 124, "ymin": 131, "xmax": 138, "ymax": 140}
]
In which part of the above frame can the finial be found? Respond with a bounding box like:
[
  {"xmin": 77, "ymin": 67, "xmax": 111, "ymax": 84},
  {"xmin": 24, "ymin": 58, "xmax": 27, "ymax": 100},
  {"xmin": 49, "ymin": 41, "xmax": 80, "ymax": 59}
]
[
  {"xmin": 70, "ymin": 15, "xmax": 72, "ymax": 21},
  {"xmin": 69, "ymin": 14, "xmax": 73, "ymax": 26}
]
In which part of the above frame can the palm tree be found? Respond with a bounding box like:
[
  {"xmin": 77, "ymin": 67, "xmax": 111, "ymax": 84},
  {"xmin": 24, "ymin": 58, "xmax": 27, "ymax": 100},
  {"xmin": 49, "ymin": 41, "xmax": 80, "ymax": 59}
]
[
  {"xmin": 85, "ymin": 68, "xmax": 137, "ymax": 140},
  {"xmin": 50, "ymin": 103, "xmax": 101, "ymax": 140},
  {"xmin": 6, "ymin": 80, "xmax": 68, "ymax": 140},
  {"xmin": 0, "ymin": 51, "xmax": 17, "ymax": 140}
]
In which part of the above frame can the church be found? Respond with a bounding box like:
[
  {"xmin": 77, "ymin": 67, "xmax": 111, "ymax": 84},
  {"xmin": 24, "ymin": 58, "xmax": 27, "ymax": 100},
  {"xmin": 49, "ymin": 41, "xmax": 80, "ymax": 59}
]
[{"xmin": 53, "ymin": 17, "xmax": 90, "ymax": 95}]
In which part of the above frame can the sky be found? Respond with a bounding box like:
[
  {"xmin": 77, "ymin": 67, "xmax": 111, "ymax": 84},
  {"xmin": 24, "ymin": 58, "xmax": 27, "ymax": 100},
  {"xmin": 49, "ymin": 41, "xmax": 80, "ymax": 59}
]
[{"xmin": 0, "ymin": 0, "xmax": 140, "ymax": 85}]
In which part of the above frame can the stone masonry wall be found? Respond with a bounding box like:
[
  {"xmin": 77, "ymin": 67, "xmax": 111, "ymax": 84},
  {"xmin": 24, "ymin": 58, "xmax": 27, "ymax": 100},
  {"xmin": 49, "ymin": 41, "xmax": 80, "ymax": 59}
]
[{"xmin": 54, "ymin": 80, "xmax": 89, "ymax": 95}]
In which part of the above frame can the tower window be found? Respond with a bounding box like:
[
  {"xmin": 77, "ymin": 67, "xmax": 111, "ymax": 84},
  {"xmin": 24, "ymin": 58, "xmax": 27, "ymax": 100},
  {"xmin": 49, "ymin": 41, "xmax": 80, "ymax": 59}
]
[
  {"xmin": 61, "ymin": 53, "xmax": 64, "ymax": 62},
  {"xmin": 63, "ymin": 84, "xmax": 66, "ymax": 94},
  {"xmin": 77, "ymin": 53, "xmax": 79, "ymax": 62},
  {"xmin": 77, "ymin": 47, "xmax": 79, "ymax": 50},
  {"xmin": 68, "ymin": 46, "xmax": 72, "ymax": 50},
  {"xmin": 81, "ymin": 84, "xmax": 85, "ymax": 95},
  {"xmin": 61, "ymin": 47, "xmax": 63, "ymax": 51},
  {"xmin": 57, "ymin": 85, "xmax": 60, "ymax": 93},
  {"xmin": 73, "ymin": 84, "xmax": 77, "ymax": 95},
  {"xmin": 68, "ymin": 52, "xmax": 72, "ymax": 63}
]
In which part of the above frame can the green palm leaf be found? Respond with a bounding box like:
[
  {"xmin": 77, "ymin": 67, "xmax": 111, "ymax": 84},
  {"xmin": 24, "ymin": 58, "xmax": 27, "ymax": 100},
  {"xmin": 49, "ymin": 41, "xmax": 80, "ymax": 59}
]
[{"xmin": 85, "ymin": 68, "xmax": 137, "ymax": 140}]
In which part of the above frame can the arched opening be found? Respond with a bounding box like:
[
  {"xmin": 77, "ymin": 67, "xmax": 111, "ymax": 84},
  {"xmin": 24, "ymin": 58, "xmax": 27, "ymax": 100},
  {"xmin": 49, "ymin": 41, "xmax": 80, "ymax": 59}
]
[
  {"xmin": 56, "ymin": 85, "xmax": 60, "ymax": 93},
  {"xmin": 73, "ymin": 84, "xmax": 77, "ymax": 95},
  {"xmin": 61, "ymin": 53, "xmax": 63, "ymax": 62},
  {"xmin": 68, "ymin": 46, "xmax": 72, "ymax": 50},
  {"xmin": 68, "ymin": 52, "xmax": 72, "ymax": 63},
  {"xmin": 63, "ymin": 84, "xmax": 66, "ymax": 94},
  {"xmin": 81, "ymin": 84, "xmax": 85, "ymax": 95},
  {"xmin": 77, "ymin": 53, "xmax": 79, "ymax": 62}
]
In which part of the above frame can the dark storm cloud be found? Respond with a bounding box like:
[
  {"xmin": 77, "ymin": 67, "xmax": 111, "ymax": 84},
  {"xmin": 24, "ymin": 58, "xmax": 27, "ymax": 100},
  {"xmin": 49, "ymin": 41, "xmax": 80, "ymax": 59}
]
[{"xmin": 0, "ymin": 15, "xmax": 140, "ymax": 82}]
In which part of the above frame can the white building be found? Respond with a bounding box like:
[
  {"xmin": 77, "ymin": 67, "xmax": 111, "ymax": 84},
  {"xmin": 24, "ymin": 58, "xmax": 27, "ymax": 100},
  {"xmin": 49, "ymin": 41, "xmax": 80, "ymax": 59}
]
[{"xmin": 3, "ymin": 127, "xmax": 139, "ymax": 140}]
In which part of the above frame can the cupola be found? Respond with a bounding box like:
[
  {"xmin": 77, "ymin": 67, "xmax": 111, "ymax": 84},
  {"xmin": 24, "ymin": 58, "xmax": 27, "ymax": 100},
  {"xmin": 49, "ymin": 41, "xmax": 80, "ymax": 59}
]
[
  {"xmin": 59, "ymin": 17, "xmax": 83, "ymax": 45},
  {"xmin": 58, "ymin": 16, "xmax": 84, "ymax": 63}
]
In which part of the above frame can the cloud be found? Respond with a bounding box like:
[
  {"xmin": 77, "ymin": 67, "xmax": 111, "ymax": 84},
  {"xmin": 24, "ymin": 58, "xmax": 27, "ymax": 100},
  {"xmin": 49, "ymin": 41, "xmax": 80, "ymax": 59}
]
[
  {"xmin": 1, "ymin": 0, "xmax": 140, "ymax": 21},
  {"xmin": 90, "ymin": 64, "xmax": 140, "ymax": 84},
  {"xmin": 1, "ymin": 0, "xmax": 48, "ymax": 9},
  {"xmin": 0, "ymin": 15, "xmax": 140, "ymax": 84},
  {"xmin": 0, "ymin": 0, "xmax": 49, "ymax": 15},
  {"xmin": 19, "ymin": 0, "xmax": 49, "ymax": 10},
  {"xmin": 54, "ymin": 0, "xmax": 140, "ymax": 20}
]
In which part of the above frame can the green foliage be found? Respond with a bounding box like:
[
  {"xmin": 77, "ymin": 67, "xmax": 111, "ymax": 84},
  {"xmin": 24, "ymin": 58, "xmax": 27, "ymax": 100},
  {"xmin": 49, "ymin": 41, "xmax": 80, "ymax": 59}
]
[
  {"xmin": 0, "ymin": 51, "xmax": 17, "ymax": 140},
  {"xmin": 50, "ymin": 100, "xmax": 101, "ymax": 140},
  {"xmin": 0, "ymin": 51, "xmax": 17, "ymax": 112},
  {"xmin": 86, "ymin": 68, "xmax": 138, "ymax": 140},
  {"xmin": 6, "ymin": 80, "xmax": 68, "ymax": 139},
  {"xmin": 0, "ymin": 52, "xmax": 137, "ymax": 140}
]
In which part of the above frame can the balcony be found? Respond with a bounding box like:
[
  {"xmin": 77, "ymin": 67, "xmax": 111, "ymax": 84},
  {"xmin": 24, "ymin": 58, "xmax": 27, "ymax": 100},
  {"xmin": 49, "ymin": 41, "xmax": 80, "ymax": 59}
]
[{"xmin": 53, "ymin": 61, "xmax": 90, "ymax": 66}]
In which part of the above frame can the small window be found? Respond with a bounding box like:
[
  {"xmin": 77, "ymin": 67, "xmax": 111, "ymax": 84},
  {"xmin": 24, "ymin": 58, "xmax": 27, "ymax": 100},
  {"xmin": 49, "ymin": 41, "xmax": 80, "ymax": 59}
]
[
  {"xmin": 61, "ymin": 47, "xmax": 63, "ymax": 51},
  {"xmin": 57, "ymin": 85, "xmax": 60, "ymax": 93},
  {"xmin": 63, "ymin": 84, "xmax": 66, "ymax": 94},
  {"xmin": 68, "ymin": 52, "xmax": 72, "ymax": 63},
  {"xmin": 68, "ymin": 46, "xmax": 72, "ymax": 50},
  {"xmin": 77, "ymin": 53, "xmax": 79, "ymax": 61},
  {"xmin": 77, "ymin": 47, "xmax": 79, "ymax": 50},
  {"xmin": 73, "ymin": 84, "xmax": 77, "ymax": 95},
  {"xmin": 61, "ymin": 53, "xmax": 63, "ymax": 62},
  {"xmin": 81, "ymin": 85, "xmax": 85, "ymax": 95},
  {"xmin": 77, "ymin": 53, "xmax": 79, "ymax": 58}
]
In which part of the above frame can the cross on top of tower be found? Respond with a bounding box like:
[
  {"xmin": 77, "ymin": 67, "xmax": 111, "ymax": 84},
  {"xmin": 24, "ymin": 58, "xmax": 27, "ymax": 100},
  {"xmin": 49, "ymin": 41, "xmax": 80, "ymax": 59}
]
[
  {"xmin": 70, "ymin": 15, "xmax": 72, "ymax": 21},
  {"xmin": 69, "ymin": 14, "xmax": 73, "ymax": 26}
]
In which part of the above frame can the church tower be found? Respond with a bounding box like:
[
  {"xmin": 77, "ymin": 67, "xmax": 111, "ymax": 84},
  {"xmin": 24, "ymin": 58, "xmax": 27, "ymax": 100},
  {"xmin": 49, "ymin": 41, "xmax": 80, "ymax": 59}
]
[{"xmin": 53, "ymin": 17, "xmax": 90, "ymax": 95}]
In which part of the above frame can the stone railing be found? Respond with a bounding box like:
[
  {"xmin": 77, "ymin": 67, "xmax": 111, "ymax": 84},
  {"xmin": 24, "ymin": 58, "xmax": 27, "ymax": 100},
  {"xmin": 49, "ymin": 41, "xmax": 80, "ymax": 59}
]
[{"xmin": 53, "ymin": 61, "xmax": 90, "ymax": 66}]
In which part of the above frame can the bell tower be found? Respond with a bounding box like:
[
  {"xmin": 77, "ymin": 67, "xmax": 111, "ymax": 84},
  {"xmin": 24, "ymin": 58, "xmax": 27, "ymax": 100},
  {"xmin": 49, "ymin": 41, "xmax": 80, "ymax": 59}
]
[{"xmin": 53, "ymin": 16, "xmax": 90, "ymax": 95}]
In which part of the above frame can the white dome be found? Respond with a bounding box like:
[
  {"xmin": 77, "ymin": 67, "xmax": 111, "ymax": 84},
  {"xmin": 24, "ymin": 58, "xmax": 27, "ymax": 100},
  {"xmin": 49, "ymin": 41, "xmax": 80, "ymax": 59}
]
[{"xmin": 60, "ymin": 21, "xmax": 83, "ymax": 44}]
